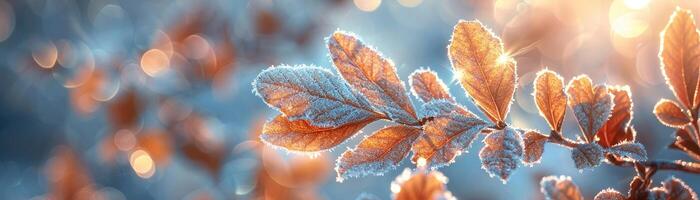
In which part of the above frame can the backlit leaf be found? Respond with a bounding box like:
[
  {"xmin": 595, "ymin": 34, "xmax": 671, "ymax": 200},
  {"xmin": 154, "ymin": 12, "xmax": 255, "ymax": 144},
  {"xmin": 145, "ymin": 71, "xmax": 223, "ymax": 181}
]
[
  {"xmin": 261, "ymin": 115, "xmax": 374, "ymax": 152},
  {"xmin": 253, "ymin": 65, "xmax": 380, "ymax": 128},
  {"xmin": 392, "ymin": 169, "xmax": 454, "ymax": 200},
  {"xmin": 448, "ymin": 20, "xmax": 517, "ymax": 123},
  {"xmin": 412, "ymin": 111, "xmax": 488, "ymax": 168},
  {"xmin": 566, "ymin": 75, "xmax": 612, "ymax": 143},
  {"xmin": 409, "ymin": 69, "xmax": 454, "ymax": 103},
  {"xmin": 479, "ymin": 127, "xmax": 524, "ymax": 182},
  {"xmin": 670, "ymin": 128, "xmax": 700, "ymax": 160},
  {"xmin": 534, "ymin": 69, "xmax": 567, "ymax": 132},
  {"xmin": 593, "ymin": 188, "xmax": 625, "ymax": 200},
  {"xmin": 571, "ymin": 143, "xmax": 604, "ymax": 169},
  {"xmin": 660, "ymin": 8, "xmax": 700, "ymax": 110},
  {"xmin": 654, "ymin": 99, "xmax": 691, "ymax": 128},
  {"xmin": 596, "ymin": 86, "xmax": 634, "ymax": 148},
  {"xmin": 647, "ymin": 187, "xmax": 669, "ymax": 200},
  {"xmin": 336, "ymin": 125, "xmax": 421, "ymax": 180},
  {"xmin": 663, "ymin": 177, "xmax": 698, "ymax": 200},
  {"xmin": 607, "ymin": 142, "xmax": 647, "ymax": 161},
  {"xmin": 540, "ymin": 175, "xmax": 583, "ymax": 200},
  {"xmin": 522, "ymin": 130, "xmax": 548, "ymax": 165},
  {"xmin": 328, "ymin": 32, "xmax": 418, "ymax": 125}
]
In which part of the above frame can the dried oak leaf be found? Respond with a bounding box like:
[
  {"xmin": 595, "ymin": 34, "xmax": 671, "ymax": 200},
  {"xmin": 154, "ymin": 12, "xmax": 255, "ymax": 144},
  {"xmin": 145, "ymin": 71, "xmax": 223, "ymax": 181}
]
[
  {"xmin": 607, "ymin": 142, "xmax": 647, "ymax": 161},
  {"xmin": 479, "ymin": 127, "xmax": 524, "ymax": 182},
  {"xmin": 328, "ymin": 32, "xmax": 418, "ymax": 125},
  {"xmin": 571, "ymin": 143, "xmax": 604, "ymax": 169},
  {"xmin": 594, "ymin": 188, "xmax": 626, "ymax": 200},
  {"xmin": 654, "ymin": 99, "xmax": 691, "ymax": 128},
  {"xmin": 566, "ymin": 75, "xmax": 612, "ymax": 143},
  {"xmin": 336, "ymin": 125, "xmax": 421, "ymax": 180},
  {"xmin": 412, "ymin": 111, "xmax": 488, "ymax": 168},
  {"xmin": 669, "ymin": 128, "xmax": 700, "ymax": 161},
  {"xmin": 448, "ymin": 20, "xmax": 517, "ymax": 124},
  {"xmin": 253, "ymin": 65, "xmax": 379, "ymax": 128},
  {"xmin": 660, "ymin": 8, "xmax": 700, "ymax": 110},
  {"xmin": 534, "ymin": 69, "xmax": 567, "ymax": 132},
  {"xmin": 596, "ymin": 86, "xmax": 634, "ymax": 148},
  {"xmin": 261, "ymin": 115, "xmax": 374, "ymax": 152},
  {"xmin": 540, "ymin": 175, "xmax": 583, "ymax": 200},
  {"xmin": 522, "ymin": 130, "xmax": 548, "ymax": 165},
  {"xmin": 392, "ymin": 169, "xmax": 454, "ymax": 200},
  {"xmin": 409, "ymin": 69, "xmax": 454, "ymax": 103},
  {"xmin": 663, "ymin": 177, "xmax": 698, "ymax": 200}
]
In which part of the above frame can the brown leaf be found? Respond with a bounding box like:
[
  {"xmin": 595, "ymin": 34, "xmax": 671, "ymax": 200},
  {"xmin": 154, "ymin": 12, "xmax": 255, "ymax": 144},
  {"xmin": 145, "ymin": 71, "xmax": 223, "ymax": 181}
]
[
  {"xmin": 566, "ymin": 75, "xmax": 612, "ymax": 143},
  {"xmin": 659, "ymin": 8, "xmax": 700, "ymax": 110},
  {"xmin": 393, "ymin": 169, "xmax": 453, "ymax": 200},
  {"xmin": 336, "ymin": 125, "xmax": 421, "ymax": 180},
  {"xmin": 533, "ymin": 69, "xmax": 567, "ymax": 132},
  {"xmin": 448, "ymin": 20, "xmax": 517, "ymax": 123},
  {"xmin": 593, "ymin": 188, "xmax": 626, "ymax": 200},
  {"xmin": 261, "ymin": 115, "xmax": 374, "ymax": 152},
  {"xmin": 596, "ymin": 86, "xmax": 634, "ymax": 148},
  {"xmin": 540, "ymin": 175, "xmax": 584, "ymax": 200},
  {"xmin": 479, "ymin": 127, "xmax": 524, "ymax": 182},
  {"xmin": 654, "ymin": 99, "xmax": 691, "ymax": 128},
  {"xmin": 670, "ymin": 128, "xmax": 700, "ymax": 161},
  {"xmin": 328, "ymin": 32, "xmax": 418, "ymax": 125},
  {"xmin": 411, "ymin": 112, "xmax": 488, "ymax": 168},
  {"xmin": 522, "ymin": 130, "xmax": 548, "ymax": 165},
  {"xmin": 663, "ymin": 177, "xmax": 699, "ymax": 200},
  {"xmin": 409, "ymin": 69, "xmax": 454, "ymax": 103}
]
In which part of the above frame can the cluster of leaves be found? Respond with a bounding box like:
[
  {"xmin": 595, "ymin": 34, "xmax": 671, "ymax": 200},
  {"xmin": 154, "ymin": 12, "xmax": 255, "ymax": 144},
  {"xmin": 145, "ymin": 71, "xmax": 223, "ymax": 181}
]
[{"xmin": 540, "ymin": 175, "xmax": 696, "ymax": 200}]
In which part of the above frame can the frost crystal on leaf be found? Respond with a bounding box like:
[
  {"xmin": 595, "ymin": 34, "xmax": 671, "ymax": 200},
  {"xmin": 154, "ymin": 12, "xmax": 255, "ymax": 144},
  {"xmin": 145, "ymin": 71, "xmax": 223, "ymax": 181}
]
[
  {"xmin": 336, "ymin": 125, "xmax": 421, "ymax": 180},
  {"xmin": 596, "ymin": 86, "xmax": 634, "ymax": 148},
  {"xmin": 392, "ymin": 168, "xmax": 454, "ymax": 200},
  {"xmin": 412, "ymin": 112, "xmax": 488, "ymax": 168},
  {"xmin": 420, "ymin": 99, "xmax": 471, "ymax": 118},
  {"xmin": 479, "ymin": 127, "xmax": 524, "ymax": 182},
  {"xmin": 593, "ymin": 188, "xmax": 625, "ymax": 200},
  {"xmin": 409, "ymin": 68, "xmax": 454, "ymax": 103},
  {"xmin": 607, "ymin": 142, "xmax": 648, "ymax": 161},
  {"xmin": 659, "ymin": 7, "xmax": 700, "ymax": 110},
  {"xmin": 647, "ymin": 187, "xmax": 669, "ymax": 200},
  {"xmin": 540, "ymin": 175, "xmax": 584, "ymax": 200},
  {"xmin": 328, "ymin": 31, "xmax": 419, "ymax": 125},
  {"xmin": 253, "ymin": 65, "xmax": 379, "ymax": 128},
  {"xmin": 261, "ymin": 115, "xmax": 374, "ymax": 152},
  {"xmin": 663, "ymin": 177, "xmax": 698, "ymax": 200},
  {"xmin": 566, "ymin": 75, "xmax": 612, "ymax": 143},
  {"xmin": 571, "ymin": 143, "xmax": 604, "ymax": 169},
  {"xmin": 654, "ymin": 99, "xmax": 691, "ymax": 128},
  {"xmin": 522, "ymin": 130, "xmax": 548, "ymax": 165}
]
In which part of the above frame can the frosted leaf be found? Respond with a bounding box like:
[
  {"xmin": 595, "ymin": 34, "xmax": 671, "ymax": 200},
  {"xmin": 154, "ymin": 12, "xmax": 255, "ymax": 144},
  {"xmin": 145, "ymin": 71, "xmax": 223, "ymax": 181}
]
[
  {"xmin": 478, "ymin": 127, "xmax": 524, "ymax": 182},
  {"xmin": 607, "ymin": 142, "xmax": 647, "ymax": 161},
  {"xmin": 593, "ymin": 188, "xmax": 625, "ymax": 200},
  {"xmin": 566, "ymin": 75, "xmax": 612, "ymax": 143},
  {"xmin": 596, "ymin": 86, "xmax": 634, "ymax": 148},
  {"xmin": 647, "ymin": 187, "xmax": 669, "ymax": 200},
  {"xmin": 663, "ymin": 177, "xmax": 698, "ymax": 200},
  {"xmin": 420, "ymin": 99, "xmax": 472, "ymax": 118},
  {"xmin": 571, "ymin": 143, "xmax": 604, "ymax": 169},
  {"xmin": 534, "ymin": 69, "xmax": 567, "ymax": 132},
  {"xmin": 261, "ymin": 115, "xmax": 374, "ymax": 152},
  {"xmin": 654, "ymin": 99, "xmax": 691, "ymax": 128},
  {"xmin": 670, "ymin": 128, "xmax": 700, "ymax": 161},
  {"xmin": 253, "ymin": 65, "xmax": 379, "ymax": 128},
  {"xmin": 409, "ymin": 69, "xmax": 454, "ymax": 103},
  {"xmin": 540, "ymin": 175, "xmax": 584, "ymax": 200},
  {"xmin": 522, "ymin": 130, "xmax": 548, "ymax": 165},
  {"xmin": 660, "ymin": 8, "xmax": 700, "ymax": 109},
  {"xmin": 336, "ymin": 125, "xmax": 421, "ymax": 180},
  {"xmin": 392, "ymin": 168, "xmax": 454, "ymax": 200},
  {"xmin": 328, "ymin": 32, "xmax": 419, "ymax": 125},
  {"xmin": 411, "ymin": 112, "xmax": 488, "ymax": 168},
  {"xmin": 448, "ymin": 20, "xmax": 517, "ymax": 123}
]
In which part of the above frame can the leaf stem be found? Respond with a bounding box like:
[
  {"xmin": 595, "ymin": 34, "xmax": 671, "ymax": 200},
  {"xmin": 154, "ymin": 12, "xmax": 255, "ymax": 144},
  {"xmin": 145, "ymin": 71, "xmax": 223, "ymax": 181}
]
[
  {"xmin": 546, "ymin": 130, "xmax": 577, "ymax": 148},
  {"xmin": 605, "ymin": 154, "xmax": 700, "ymax": 174}
]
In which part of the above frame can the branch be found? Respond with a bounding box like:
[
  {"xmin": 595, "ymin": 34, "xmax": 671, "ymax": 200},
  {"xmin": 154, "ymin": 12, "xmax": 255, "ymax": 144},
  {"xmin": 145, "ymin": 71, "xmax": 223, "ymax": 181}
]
[
  {"xmin": 606, "ymin": 154, "xmax": 700, "ymax": 174},
  {"xmin": 546, "ymin": 130, "xmax": 577, "ymax": 148}
]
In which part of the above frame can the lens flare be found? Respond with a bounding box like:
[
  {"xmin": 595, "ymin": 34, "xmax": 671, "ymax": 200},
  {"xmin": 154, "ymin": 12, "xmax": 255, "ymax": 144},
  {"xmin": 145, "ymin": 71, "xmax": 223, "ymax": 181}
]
[
  {"xmin": 140, "ymin": 49, "xmax": 170, "ymax": 77},
  {"xmin": 129, "ymin": 150, "xmax": 155, "ymax": 178}
]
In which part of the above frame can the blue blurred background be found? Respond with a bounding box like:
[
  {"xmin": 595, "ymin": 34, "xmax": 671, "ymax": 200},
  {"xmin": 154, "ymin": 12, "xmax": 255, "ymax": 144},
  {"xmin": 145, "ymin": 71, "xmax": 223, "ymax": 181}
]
[{"xmin": 0, "ymin": 0, "xmax": 698, "ymax": 199}]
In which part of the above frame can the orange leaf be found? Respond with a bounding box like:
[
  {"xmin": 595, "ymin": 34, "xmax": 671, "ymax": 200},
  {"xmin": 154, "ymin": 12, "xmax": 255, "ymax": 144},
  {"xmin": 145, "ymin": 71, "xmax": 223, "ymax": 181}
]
[
  {"xmin": 533, "ymin": 69, "xmax": 567, "ymax": 132},
  {"xmin": 660, "ymin": 8, "xmax": 700, "ymax": 110},
  {"xmin": 261, "ymin": 115, "xmax": 375, "ymax": 152},
  {"xmin": 596, "ymin": 86, "xmax": 634, "ymax": 148},
  {"xmin": 448, "ymin": 20, "xmax": 517, "ymax": 123},
  {"xmin": 328, "ymin": 32, "xmax": 418, "ymax": 125},
  {"xmin": 566, "ymin": 75, "xmax": 612, "ymax": 143},
  {"xmin": 522, "ymin": 130, "xmax": 548, "ymax": 165},
  {"xmin": 409, "ymin": 69, "xmax": 454, "ymax": 103},
  {"xmin": 393, "ymin": 169, "xmax": 453, "ymax": 200},
  {"xmin": 411, "ymin": 112, "xmax": 488, "ymax": 168},
  {"xmin": 336, "ymin": 125, "xmax": 421, "ymax": 180},
  {"xmin": 654, "ymin": 99, "xmax": 691, "ymax": 128},
  {"xmin": 670, "ymin": 128, "xmax": 700, "ymax": 161}
]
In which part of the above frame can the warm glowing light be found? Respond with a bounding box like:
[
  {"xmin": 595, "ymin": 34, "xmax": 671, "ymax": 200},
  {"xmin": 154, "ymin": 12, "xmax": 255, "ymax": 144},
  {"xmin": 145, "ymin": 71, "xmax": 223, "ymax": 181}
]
[
  {"xmin": 140, "ymin": 49, "xmax": 169, "ymax": 77},
  {"xmin": 183, "ymin": 34, "xmax": 212, "ymax": 60},
  {"xmin": 417, "ymin": 157, "xmax": 427, "ymax": 168},
  {"xmin": 612, "ymin": 13, "xmax": 649, "ymax": 38},
  {"xmin": 129, "ymin": 150, "xmax": 155, "ymax": 178},
  {"xmin": 497, "ymin": 54, "xmax": 511, "ymax": 64},
  {"xmin": 354, "ymin": 0, "xmax": 381, "ymax": 12},
  {"xmin": 114, "ymin": 129, "xmax": 136, "ymax": 151},
  {"xmin": 397, "ymin": 0, "xmax": 422, "ymax": 8},
  {"xmin": 623, "ymin": 0, "xmax": 650, "ymax": 10},
  {"xmin": 390, "ymin": 182, "xmax": 401, "ymax": 194},
  {"xmin": 32, "ymin": 41, "xmax": 58, "ymax": 69}
]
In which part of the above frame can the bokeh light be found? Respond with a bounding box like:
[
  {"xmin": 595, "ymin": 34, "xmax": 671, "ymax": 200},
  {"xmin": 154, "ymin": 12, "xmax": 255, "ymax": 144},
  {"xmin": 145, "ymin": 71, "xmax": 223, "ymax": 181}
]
[
  {"xmin": 129, "ymin": 150, "xmax": 156, "ymax": 179},
  {"xmin": 354, "ymin": 0, "xmax": 382, "ymax": 12},
  {"xmin": 140, "ymin": 49, "xmax": 170, "ymax": 77}
]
